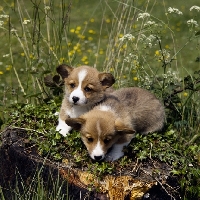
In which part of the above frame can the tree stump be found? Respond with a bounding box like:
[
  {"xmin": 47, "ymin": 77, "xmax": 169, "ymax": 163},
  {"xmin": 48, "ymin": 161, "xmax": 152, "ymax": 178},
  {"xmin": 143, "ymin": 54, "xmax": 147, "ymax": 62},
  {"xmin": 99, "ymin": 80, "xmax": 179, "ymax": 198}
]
[{"xmin": 0, "ymin": 128, "xmax": 180, "ymax": 200}]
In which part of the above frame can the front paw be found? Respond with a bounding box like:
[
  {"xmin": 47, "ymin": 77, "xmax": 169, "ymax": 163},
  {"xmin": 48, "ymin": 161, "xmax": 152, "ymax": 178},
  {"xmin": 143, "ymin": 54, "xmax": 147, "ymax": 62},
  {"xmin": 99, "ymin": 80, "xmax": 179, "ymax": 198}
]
[
  {"xmin": 56, "ymin": 123, "xmax": 72, "ymax": 137},
  {"xmin": 105, "ymin": 151, "xmax": 124, "ymax": 161}
]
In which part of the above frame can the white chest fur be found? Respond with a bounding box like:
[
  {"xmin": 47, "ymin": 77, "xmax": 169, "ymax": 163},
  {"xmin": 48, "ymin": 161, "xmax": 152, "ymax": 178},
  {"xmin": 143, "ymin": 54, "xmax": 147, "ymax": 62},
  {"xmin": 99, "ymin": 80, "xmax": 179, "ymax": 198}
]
[{"xmin": 67, "ymin": 105, "xmax": 90, "ymax": 118}]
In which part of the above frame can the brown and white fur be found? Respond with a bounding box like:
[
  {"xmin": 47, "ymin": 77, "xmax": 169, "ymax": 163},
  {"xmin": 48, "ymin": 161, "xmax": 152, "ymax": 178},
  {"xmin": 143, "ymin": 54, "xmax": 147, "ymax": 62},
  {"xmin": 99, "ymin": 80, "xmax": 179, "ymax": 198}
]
[
  {"xmin": 56, "ymin": 64, "xmax": 115, "ymax": 136},
  {"xmin": 66, "ymin": 87, "xmax": 165, "ymax": 161}
]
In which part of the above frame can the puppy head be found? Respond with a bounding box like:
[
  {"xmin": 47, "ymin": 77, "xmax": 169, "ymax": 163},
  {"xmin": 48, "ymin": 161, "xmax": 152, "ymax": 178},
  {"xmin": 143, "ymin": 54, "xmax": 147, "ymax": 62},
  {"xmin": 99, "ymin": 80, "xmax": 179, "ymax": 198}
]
[
  {"xmin": 65, "ymin": 109, "xmax": 135, "ymax": 161},
  {"xmin": 57, "ymin": 64, "xmax": 115, "ymax": 106}
]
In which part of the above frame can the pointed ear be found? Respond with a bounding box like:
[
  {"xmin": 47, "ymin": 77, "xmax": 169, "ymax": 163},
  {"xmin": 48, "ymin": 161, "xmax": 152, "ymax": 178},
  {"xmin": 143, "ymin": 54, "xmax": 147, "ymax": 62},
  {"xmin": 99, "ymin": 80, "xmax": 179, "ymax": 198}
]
[
  {"xmin": 56, "ymin": 64, "xmax": 73, "ymax": 79},
  {"xmin": 115, "ymin": 118, "xmax": 135, "ymax": 135},
  {"xmin": 65, "ymin": 118, "xmax": 85, "ymax": 131},
  {"xmin": 98, "ymin": 73, "xmax": 115, "ymax": 89}
]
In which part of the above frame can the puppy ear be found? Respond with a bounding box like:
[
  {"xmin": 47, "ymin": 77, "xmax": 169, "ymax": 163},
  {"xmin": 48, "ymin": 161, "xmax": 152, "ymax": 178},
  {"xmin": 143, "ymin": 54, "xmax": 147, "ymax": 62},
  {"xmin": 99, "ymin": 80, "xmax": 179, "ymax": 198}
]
[
  {"xmin": 56, "ymin": 64, "xmax": 73, "ymax": 79},
  {"xmin": 65, "ymin": 118, "xmax": 85, "ymax": 131},
  {"xmin": 98, "ymin": 73, "xmax": 115, "ymax": 89},
  {"xmin": 115, "ymin": 118, "xmax": 135, "ymax": 135}
]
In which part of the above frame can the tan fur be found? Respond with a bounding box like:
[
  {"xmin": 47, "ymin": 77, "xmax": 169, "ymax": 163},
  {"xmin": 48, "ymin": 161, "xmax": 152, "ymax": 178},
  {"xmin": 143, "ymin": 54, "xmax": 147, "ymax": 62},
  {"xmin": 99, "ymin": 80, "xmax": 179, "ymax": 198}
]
[
  {"xmin": 56, "ymin": 64, "xmax": 115, "ymax": 136},
  {"xmin": 66, "ymin": 87, "xmax": 165, "ymax": 161}
]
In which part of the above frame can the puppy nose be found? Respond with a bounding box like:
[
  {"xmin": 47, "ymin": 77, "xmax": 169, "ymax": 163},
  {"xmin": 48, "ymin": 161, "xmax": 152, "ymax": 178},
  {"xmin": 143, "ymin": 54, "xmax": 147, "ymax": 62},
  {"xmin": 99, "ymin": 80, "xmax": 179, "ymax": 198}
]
[
  {"xmin": 72, "ymin": 96, "xmax": 79, "ymax": 103},
  {"xmin": 94, "ymin": 155, "xmax": 103, "ymax": 161}
]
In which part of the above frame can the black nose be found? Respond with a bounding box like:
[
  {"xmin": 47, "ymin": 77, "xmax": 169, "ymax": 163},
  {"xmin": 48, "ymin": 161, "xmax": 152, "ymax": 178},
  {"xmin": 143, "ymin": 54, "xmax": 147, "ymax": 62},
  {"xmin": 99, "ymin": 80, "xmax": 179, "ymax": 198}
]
[
  {"xmin": 72, "ymin": 96, "xmax": 79, "ymax": 103},
  {"xmin": 94, "ymin": 155, "xmax": 103, "ymax": 161}
]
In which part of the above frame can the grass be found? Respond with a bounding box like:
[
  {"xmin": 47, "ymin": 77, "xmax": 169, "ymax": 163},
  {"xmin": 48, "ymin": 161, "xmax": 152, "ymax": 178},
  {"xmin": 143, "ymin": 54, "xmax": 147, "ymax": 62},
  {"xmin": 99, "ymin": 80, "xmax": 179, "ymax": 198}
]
[
  {"xmin": 0, "ymin": 0, "xmax": 200, "ymax": 199},
  {"xmin": 0, "ymin": 165, "xmax": 68, "ymax": 200}
]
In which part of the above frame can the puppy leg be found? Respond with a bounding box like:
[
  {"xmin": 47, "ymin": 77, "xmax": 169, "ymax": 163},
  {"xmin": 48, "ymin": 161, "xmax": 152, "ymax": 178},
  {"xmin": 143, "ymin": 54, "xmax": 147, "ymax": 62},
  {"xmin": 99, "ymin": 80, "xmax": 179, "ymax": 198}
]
[
  {"xmin": 56, "ymin": 116, "xmax": 72, "ymax": 137},
  {"xmin": 56, "ymin": 102, "xmax": 72, "ymax": 136},
  {"xmin": 105, "ymin": 142, "xmax": 130, "ymax": 161}
]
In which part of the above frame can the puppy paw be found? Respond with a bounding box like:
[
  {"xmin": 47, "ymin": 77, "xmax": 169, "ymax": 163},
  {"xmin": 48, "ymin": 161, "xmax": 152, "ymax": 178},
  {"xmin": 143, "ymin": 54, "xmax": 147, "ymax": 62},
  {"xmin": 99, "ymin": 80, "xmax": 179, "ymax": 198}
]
[
  {"xmin": 56, "ymin": 120, "xmax": 72, "ymax": 137},
  {"xmin": 104, "ymin": 143, "xmax": 129, "ymax": 161},
  {"xmin": 105, "ymin": 151, "xmax": 124, "ymax": 161},
  {"xmin": 105, "ymin": 152, "xmax": 124, "ymax": 161}
]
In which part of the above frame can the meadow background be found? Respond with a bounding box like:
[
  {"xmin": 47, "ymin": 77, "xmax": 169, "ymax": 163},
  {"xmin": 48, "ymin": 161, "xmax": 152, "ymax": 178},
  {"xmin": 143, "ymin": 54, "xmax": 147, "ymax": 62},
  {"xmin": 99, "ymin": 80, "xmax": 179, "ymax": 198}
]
[{"xmin": 0, "ymin": 0, "xmax": 200, "ymax": 199}]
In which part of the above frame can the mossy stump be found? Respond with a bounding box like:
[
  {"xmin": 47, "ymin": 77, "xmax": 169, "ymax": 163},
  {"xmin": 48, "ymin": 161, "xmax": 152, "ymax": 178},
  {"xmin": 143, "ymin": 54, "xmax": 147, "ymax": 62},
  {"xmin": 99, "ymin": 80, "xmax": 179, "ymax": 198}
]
[{"xmin": 0, "ymin": 128, "xmax": 180, "ymax": 200}]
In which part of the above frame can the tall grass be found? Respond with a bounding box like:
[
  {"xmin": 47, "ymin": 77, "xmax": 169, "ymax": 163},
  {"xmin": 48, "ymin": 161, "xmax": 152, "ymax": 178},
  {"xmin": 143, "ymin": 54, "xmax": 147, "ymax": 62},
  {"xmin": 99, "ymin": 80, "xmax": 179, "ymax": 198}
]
[{"xmin": 0, "ymin": 166, "xmax": 68, "ymax": 200}]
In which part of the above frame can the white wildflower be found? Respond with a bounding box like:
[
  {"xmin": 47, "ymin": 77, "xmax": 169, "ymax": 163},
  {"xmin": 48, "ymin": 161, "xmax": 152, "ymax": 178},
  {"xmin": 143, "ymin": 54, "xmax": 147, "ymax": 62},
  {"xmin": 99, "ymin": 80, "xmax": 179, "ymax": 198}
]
[
  {"xmin": 190, "ymin": 6, "xmax": 200, "ymax": 12},
  {"xmin": 10, "ymin": 28, "xmax": 17, "ymax": 32},
  {"xmin": 119, "ymin": 34, "xmax": 135, "ymax": 42},
  {"xmin": 139, "ymin": 34, "xmax": 157, "ymax": 48},
  {"xmin": 187, "ymin": 19, "xmax": 199, "ymax": 27},
  {"xmin": 137, "ymin": 12, "xmax": 150, "ymax": 21},
  {"xmin": 44, "ymin": 6, "xmax": 50, "ymax": 10},
  {"xmin": 124, "ymin": 53, "xmax": 138, "ymax": 63},
  {"xmin": 0, "ymin": 21, "xmax": 3, "ymax": 26},
  {"xmin": 138, "ymin": 34, "xmax": 146, "ymax": 42},
  {"xmin": 23, "ymin": 19, "xmax": 31, "ymax": 25},
  {"xmin": 168, "ymin": 7, "xmax": 183, "ymax": 15},
  {"xmin": 0, "ymin": 15, "xmax": 9, "ymax": 18},
  {"xmin": 3, "ymin": 54, "xmax": 9, "ymax": 57},
  {"xmin": 144, "ymin": 20, "xmax": 156, "ymax": 26}
]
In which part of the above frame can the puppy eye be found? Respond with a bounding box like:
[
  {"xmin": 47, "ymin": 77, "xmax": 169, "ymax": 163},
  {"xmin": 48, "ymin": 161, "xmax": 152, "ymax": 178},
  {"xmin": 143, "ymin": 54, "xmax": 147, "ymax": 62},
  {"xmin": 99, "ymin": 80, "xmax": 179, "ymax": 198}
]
[
  {"xmin": 84, "ymin": 86, "xmax": 92, "ymax": 92},
  {"xmin": 104, "ymin": 138, "xmax": 110, "ymax": 144},
  {"xmin": 87, "ymin": 137, "xmax": 94, "ymax": 143},
  {"xmin": 69, "ymin": 83, "xmax": 75, "ymax": 88}
]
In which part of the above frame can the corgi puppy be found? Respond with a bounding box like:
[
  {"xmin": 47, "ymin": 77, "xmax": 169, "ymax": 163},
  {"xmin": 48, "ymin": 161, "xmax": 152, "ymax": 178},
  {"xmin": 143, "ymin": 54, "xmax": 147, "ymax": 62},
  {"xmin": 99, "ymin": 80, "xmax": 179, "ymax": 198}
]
[
  {"xmin": 65, "ymin": 87, "xmax": 165, "ymax": 161},
  {"xmin": 56, "ymin": 64, "xmax": 115, "ymax": 136}
]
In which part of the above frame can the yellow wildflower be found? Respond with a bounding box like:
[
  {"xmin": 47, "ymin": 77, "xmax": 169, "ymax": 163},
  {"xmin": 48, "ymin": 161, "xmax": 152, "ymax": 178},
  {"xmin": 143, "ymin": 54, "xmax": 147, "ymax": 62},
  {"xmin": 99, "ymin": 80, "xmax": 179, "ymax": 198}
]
[
  {"xmin": 133, "ymin": 24, "xmax": 137, "ymax": 29},
  {"xmin": 21, "ymin": 52, "xmax": 25, "ymax": 56},
  {"xmin": 88, "ymin": 37, "xmax": 93, "ymax": 41},
  {"xmin": 70, "ymin": 28, "xmax": 75, "ymax": 33},
  {"xmin": 59, "ymin": 57, "xmax": 65, "ymax": 63},
  {"xmin": 88, "ymin": 29, "xmax": 95, "ymax": 34},
  {"xmin": 90, "ymin": 18, "xmax": 94, "ymax": 22},
  {"xmin": 81, "ymin": 56, "xmax": 88, "ymax": 62},
  {"xmin": 0, "ymin": 71, "xmax": 3, "ymax": 75},
  {"xmin": 110, "ymin": 68, "xmax": 114, "ymax": 72},
  {"xmin": 6, "ymin": 65, "xmax": 12, "ymax": 70},
  {"xmin": 105, "ymin": 19, "xmax": 111, "ymax": 23},
  {"xmin": 155, "ymin": 50, "xmax": 160, "ymax": 56},
  {"xmin": 122, "ymin": 44, "xmax": 127, "ymax": 49},
  {"xmin": 73, "ymin": 46, "xmax": 78, "ymax": 50},
  {"xmin": 183, "ymin": 92, "xmax": 188, "ymax": 97},
  {"xmin": 165, "ymin": 45, "xmax": 169, "ymax": 49},
  {"xmin": 68, "ymin": 51, "xmax": 73, "ymax": 56},
  {"xmin": 29, "ymin": 54, "xmax": 34, "ymax": 59},
  {"xmin": 75, "ymin": 30, "xmax": 79, "ymax": 34},
  {"xmin": 99, "ymin": 49, "xmax": 104, "ymax": 55},
  {"xmin": 78, "ymin": 34, "xmax": 85, "ymax": 39},
  {"xmin": 133, "ymin": 77, "xmax": 138, "ymax": 81},
  {"xmin": 119, "ymin": 33, "xmax": 123, "ymax": 38}
]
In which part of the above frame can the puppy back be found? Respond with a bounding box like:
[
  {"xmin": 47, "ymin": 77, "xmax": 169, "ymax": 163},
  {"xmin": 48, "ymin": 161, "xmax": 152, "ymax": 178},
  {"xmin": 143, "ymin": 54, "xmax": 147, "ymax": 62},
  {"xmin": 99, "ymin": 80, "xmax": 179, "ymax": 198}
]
[{"xmin": 104, "ymin": 87, "xmax": 165, "ymax": 134}]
